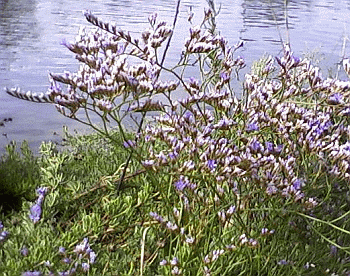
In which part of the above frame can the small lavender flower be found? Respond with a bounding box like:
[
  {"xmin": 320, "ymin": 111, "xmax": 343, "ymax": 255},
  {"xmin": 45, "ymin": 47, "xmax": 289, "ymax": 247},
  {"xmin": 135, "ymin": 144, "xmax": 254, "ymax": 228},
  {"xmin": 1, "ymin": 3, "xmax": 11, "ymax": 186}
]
[
  {"xmin": 150, "ymin": 212, "xmax": 164, "ymax": 223},
  {"xmin": 29, "ymin": 203, "xmax": 42, "ymax": 223},
  {"xmin": 204, "ymin": 255, "xmax": 211, "ymax": 264},
  {"xmin": 261, "ymin": 228, "xmax": 269, "ymax": 235},
  {"xmin": 0, "ymin": 231, "xmax": 9, "ymax": 242},
  {"xmin": 20, "ymin": 246, "xmax": 29, "ymax": 257},
  {"xmin": 89, "ymin": 251, "xmax": 97, "ymax": 264},
  {"xmin": 239, "ymin": 234, "xmax": 248, "ymax": 245},
  {"xmin": 171, "ymin": 266, "xmax": 181, "ymax": 275},
  {"xmin": 220, "ymin": 71, "xmax": 230, "ymax": 83},
  {"xmin": 22, "ymin": 271, "xmax": 42, "ymax": 276},
  {"xmin": 275, "ymin": 144, "xmax": 283, "ymax": 154},
  {"xmin": 226, "ymin": 205, "xmax": 236, "ymax": 215},
  {"xmin": 36, "ymin": 187, "xmax": 49, "ymax": 196},
  {"xmin": 180, "ymin": 228, "xmax": 185, "ymax": 235},
  {"xmin": 123, "ymin": 140, "xmax": 136, "ymax": 148},
  {"xmin": 142, "ymin": 159, "xmax": 155, "ymax": 168},
  {"xmin": 250, "ymin": 140, "xmax": 262, "ymax": 152},
  {"xmin": 81, "ymin": 262, "xmax": 90, "ymax": 272},
  {"xmin": 185, "ymin": 236, "xmax": 195, "ymax": 244},
  {"xmin": 266, "ymin": 185, "xmax": 278, "ymax": 196},
  {"xmin": 248, "ymin": 238, "xmax": 258, "ymax": 247},
  {"xmin": 173, "ymin": 207, "xmax": 180, "ymax": 218},
  {"xmin": 59, "ymin": 246, "xmax": 66, "ymax": 254},
  {"xmin": 0, "ymin": 221, "xmax": 3, "ymax": 230},
  {"xmin": 174, "ymin": 178, "xmax": 187, "ymax": 191},
  {"xmin": 304, "ymin": 262, "xmax": 316, "ymax": 269},
  {"xmin": 218, "ymin": 210, "xmax": 226, "ymax": 222},
  {"xmin": 62, "ymin": 257, "xmax": 71, "ymax": 264},
  {"xmin": 330, "ymin": 245, "xmax": 338, "ymax": 256},
  {"xmin": 278, "ymin": 259, "xmax": 288, "ymax": 265},
  {"xmin": 44, "ymin": 261, "xmax": 51, "ymax": 267},
  {"xmin": 265, "ymin": 142, "xmax": 274, "ymax": 153},
  {"xmin": 160, "ymin": 259, "xmax": 167, "ymax": 266},
  {"xmin": 206, "ymin": 159, "xmax": 217, "ymax": 171},
  {"xmin": 166, "ymin": 221, "xmax": 178, "ymax": 231},
  {"xmin": 170, "ymin": 257, "xmax": 179, "ymax": 266},
  {"xmin": 328, "ymin": 93, "xmax": 343, "ymax": 105},
  {"xmin": 246, "ymin": 123, "xmax": 259, "ymax": 133},
  {"xmin": 74, "ymin": 238, "xmax": 90, "ymax": 254},
  {"xmin": 292, "ymin": 179, "xmax": 303, "ymax": 190}
]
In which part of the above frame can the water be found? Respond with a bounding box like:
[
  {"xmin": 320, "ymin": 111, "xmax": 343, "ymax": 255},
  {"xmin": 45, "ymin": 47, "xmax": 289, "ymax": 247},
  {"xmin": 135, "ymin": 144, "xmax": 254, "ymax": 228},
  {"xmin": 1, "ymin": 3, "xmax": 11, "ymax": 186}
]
[{"xmin": 1, "ymin": 0, "xmax": 350, "ymax": 152}]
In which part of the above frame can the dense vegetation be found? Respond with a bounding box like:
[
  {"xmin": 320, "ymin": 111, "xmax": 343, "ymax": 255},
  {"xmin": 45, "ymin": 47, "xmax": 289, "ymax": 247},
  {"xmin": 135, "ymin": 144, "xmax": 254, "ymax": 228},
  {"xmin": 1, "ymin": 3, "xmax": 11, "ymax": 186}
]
[{"xmin": 2, "ymin": 1, "xmax": 350, "ymax": 275}]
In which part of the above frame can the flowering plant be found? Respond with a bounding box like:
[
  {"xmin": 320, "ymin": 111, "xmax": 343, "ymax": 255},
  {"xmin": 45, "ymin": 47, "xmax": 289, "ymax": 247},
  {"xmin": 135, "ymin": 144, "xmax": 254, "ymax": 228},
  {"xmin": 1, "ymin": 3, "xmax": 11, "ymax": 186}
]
[{"xmin": 4, "ymin": 1, "xmax": 350, "ymax": 274}]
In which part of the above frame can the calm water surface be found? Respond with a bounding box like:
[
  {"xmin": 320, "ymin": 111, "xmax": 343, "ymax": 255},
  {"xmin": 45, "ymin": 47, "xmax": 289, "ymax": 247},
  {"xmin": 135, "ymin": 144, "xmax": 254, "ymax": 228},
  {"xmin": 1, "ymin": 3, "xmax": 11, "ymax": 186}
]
[{"xmin": 1, "ymin": 0, "xmax": 350, "ymax": 152}]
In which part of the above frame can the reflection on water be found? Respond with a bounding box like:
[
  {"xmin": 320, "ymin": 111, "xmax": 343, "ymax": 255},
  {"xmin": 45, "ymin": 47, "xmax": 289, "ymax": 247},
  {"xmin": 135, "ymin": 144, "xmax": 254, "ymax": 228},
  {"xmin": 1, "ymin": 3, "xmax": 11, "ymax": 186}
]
[{"xmin": 1, "ymin": 0, "xmax": 350, "ymax": 152}]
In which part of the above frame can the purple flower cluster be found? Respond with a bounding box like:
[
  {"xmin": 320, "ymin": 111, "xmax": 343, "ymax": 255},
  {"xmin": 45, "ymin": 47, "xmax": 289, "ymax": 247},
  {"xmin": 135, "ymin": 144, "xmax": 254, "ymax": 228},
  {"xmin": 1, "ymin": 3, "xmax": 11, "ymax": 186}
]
[
  {"xmin": 159, "ymin": 256, "xmax": 181, "ymax": 275},
  {"xmin": 53, "ymin": 238, "xmax": 96, "ymax": 275},
  {"xmin": 7, "ymin": 11, "xmax": 178, "ymax": 127},
  {"xmin": 29, "ymin": 187, "xmax": 49, "ymax": 224},
  {"xmin": 140, "ymin": 41, "xmax": 350, "ymax": 272},
  {"xmin": 0, "ymin": 221, "xmax": 9, "ymax": 243},
  {"xmin": 22, "ymin": 272, "xmax": 42, "ymax": 276}
]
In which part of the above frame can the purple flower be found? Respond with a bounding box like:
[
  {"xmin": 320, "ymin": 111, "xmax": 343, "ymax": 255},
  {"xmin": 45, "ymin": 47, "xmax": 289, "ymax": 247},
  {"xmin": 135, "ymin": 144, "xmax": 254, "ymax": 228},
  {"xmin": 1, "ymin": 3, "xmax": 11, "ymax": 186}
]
[
  {"xmin": 266, "ymin": 185, "xmax": 278, "ymax": 196},
  {"xmin": 62, "ymin": 258, "xmax": 71, "ymax": 264},
  {"xmin": 20, "ymin": 246, "xmax": 29, "ymax": 257},
  {"xmin": 277, "ymin": 259, "xmax": 288, "ymax": 265},
  {"xmin": 123, "ymin": 140, "xmax": 136, "ymax": 148},
  {"xmin": 168, "ymin": 151, "xmax": 179, "ymax": 160},
  {"xmin": 246, "ymin": 123, "xmax": 259, "ymax": 133},
  {"xmin": 250, "ymin": 140, "xmax": 262, "ymax": 152},
  {"xmin": 89, "ymin": 251, "xmax": 97, "ymax": 264},
  {"xmin": 160, "ymin": 259, "xmax": 167, "ymax": 266},
  {"xmin": 328, "ymin": 93, "xmax": 342, "ymax": 105},
  {"xmin": 81, "ymin": 262, "xmax": 90, "ymax": 272},
  {"xmin": 275, "ymin": 144, "xmax": 283, "ymax": 154},
  {"xmin": 265, "ymin": 142, "xmax": 274, "ymax": 153},
  {"xmin": 29, "ymin": 203, "xmax": 42, "ymax": 223},
  {"xmin": 22, "ymin": 272, "xmax": 42, "ymax": 276},
  {"xmin": 290, "ymin": 55, "xmax": 300, "ymax": 67},
  {"xmin": 261, "ymin": 228, "xmax": 268, "ymax": 235},
  {"xmin": 170, "ymin": 257, "xmax": 179, "ymax": 266},
  {"xmin": 226, "ymin": 205, "xmax": 236, "ymax": 215},
  {"xmin": 174, "ymin": 178, "xmax": 187, "ymax": 191},
  {"xmin": 0, "ymin": 231, "xmax": 9, "ymax": 242},
  {"xmin": 330, "ymin": 245, "xmax": 338, "ymax": 256},
  {"xmin": 59, "ymin": 246, "xmax": 66, "ymax": 254},
  {"xmin": 149, "ymin": 212, "xmax": 164, "ymax": 223},
  {"xmin": 207, "ymin": 160, "xmax": 217, "ymax": 171},
  {"xmin": 142, "ymin": 159, "xmax": 155, "ymax": 168},
  {"xmin": 220, "ymin": 71, "xmax": 230, "ymax": 82},
  {"xmin": 183, "ymin": 111, "xmax": 194, "ymax": 123},
  {"xmin": 74, "ymin": 238, "xmax": 90, "ymax": 254},
  {"xmin": 36, "ymin": 187, "xmax": 48, "ymax": 196},
  {"xmin": 0, "ymin": 221, "xmax": 3, "ymax": 229},
  {"xmin": 292, "ymin": 179, "xmax": 303, "ymax": 190}
]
